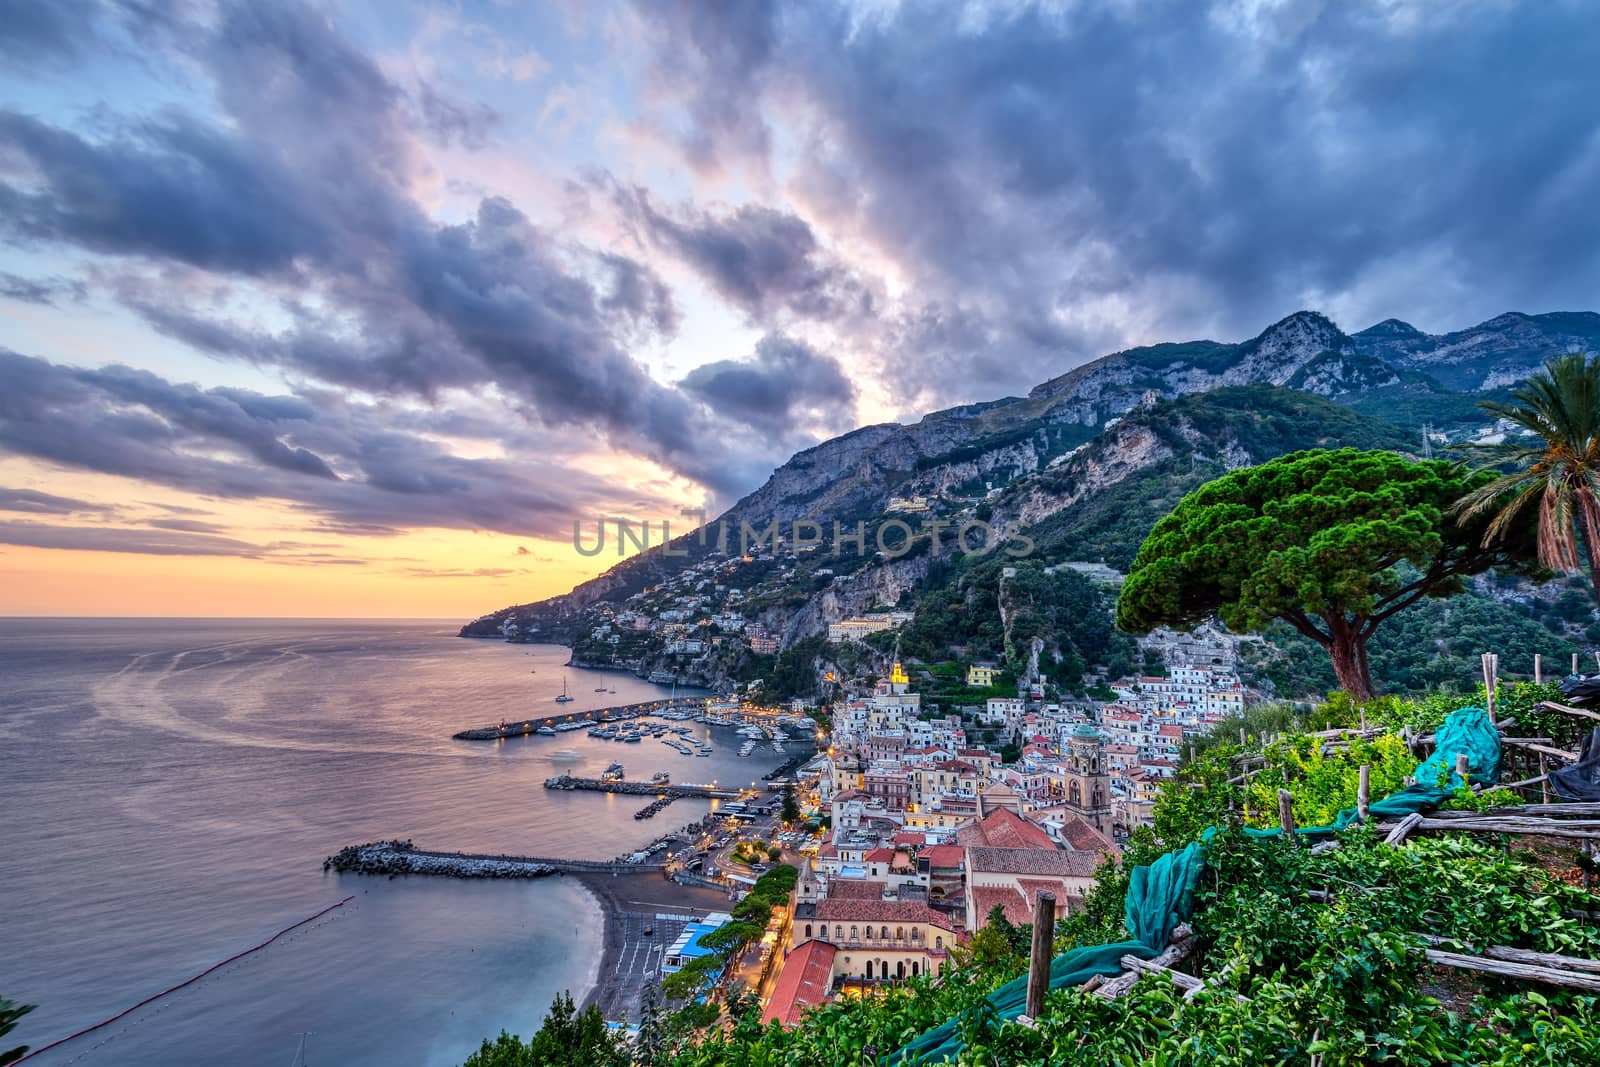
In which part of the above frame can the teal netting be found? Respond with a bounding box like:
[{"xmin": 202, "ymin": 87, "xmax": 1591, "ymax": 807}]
[
  {"xmin": 1241, "ymin": 706, "xmax": 1501, "ymax": 840},
  {"xmin": 891, "ymin": 707, "xmax": 1501, "ymax": 1064},
  {"xmin": 895, "ymin": 840, "xmax": 1205, "ymax": 1064}
]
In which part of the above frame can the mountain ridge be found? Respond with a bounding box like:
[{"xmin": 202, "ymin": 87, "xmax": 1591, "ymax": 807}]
[{"xmin": 463, "ymin": 309, "xmax": 1600, "ymax": 638}]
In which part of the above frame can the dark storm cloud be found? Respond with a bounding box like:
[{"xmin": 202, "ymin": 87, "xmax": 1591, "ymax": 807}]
[
  {"xmin": 680, "ymin": 334, "xmax": 856, "ymax": 436},
  {"xmin": 0, "ymin": 347, "xmax": 685, "ymax": 543},
  {"xmin": 0, "ymin": 0, "xmax": 784, "ymax": 499},
  {"xmin": 630, "ymin": 0, "xmax": 1600, "ymax": 404},
  {"xmin": 0, "ymin": 0, "xmax": 101, "ymax": 68},
  {"xmin": 0, "ymin": 109, "xmax": 329, "ymax": 275},
  {"xmin": 620, "ymin": 189, "xmax": 873, "ymax": 324}
]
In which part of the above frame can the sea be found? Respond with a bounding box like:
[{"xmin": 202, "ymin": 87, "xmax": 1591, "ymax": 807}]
[{"xmin": 0, "ymin": 619, "xmax": 787, "ymax": 1066}]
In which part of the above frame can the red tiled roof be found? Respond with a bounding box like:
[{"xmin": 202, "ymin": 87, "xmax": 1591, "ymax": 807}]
[
  {"xmin": 931, "ymin": 760, "xmax": 979, "ymax": 774},
  {"xmin": 815, "ymin": 898, "xmax": 955, "ymax": 931},
  {"xmin": 891, "ymin": 831, "xmax": 927, "ymax": 847},
  {"xmin": 918, "ymin": 844, "xmax": 966, "ymax": 869},
  {"xmin": 762, "ymin": 940, "xmax": 837, "ymax": 1028},
  {"xmin": 1058, "ymin": 817, "xmax": 1117, "ymax": 854},
  {"xmin": 826, "ymin": 878, "xmax": 890, "ymax": 900},
  {"xmin": 970, "ymin": 885, "xmax": 1030, "ymax": 926},
  {"xmin": 1017, "ymin": 877, "xmax": 1079, "ymax": 913},
  {"xmin": 967, "ymin": 846, "xmax": 1103, "ymax": 878},
  {"xmin": 955, "ymin": 807, "xmax": 1057, "ymax": 851},
  {"xmin": 863, "ymin": 847, "xmax": 896, "ymax": 864}
]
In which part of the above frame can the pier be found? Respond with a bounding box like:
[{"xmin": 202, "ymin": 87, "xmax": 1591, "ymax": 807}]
[
  {"xmin": 323, "ymin": 839, "xmax": 671, "ymax": 878},
  {"xmin": 452, "ymin": 697, "xmax": 706, "ymax": 740},
  {"xmin": 544, "ymin": 773, "xmax": 744, "ymax": 799}
]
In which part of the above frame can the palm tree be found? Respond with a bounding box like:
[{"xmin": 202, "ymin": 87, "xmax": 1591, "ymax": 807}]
[{"xmin": 1453, "ymin": 352, "xmax": 1600, "ymax": 604}]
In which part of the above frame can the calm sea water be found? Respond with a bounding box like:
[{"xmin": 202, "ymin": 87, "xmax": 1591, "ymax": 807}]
[{"xmin": 0, "ymin": 619, "xmax": 784, "ymax": 1066}]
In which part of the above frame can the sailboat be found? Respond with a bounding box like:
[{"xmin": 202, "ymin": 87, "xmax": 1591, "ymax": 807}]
[{"xmin": 555, "ymin": 676, "xmax": 575, "ymax": 703}]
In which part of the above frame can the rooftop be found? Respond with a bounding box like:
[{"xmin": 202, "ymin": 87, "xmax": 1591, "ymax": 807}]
[
  {"xmin": 967, "ymin": 845, "xmax": 1104, "ymax": 878},
  {"xmin": 761, "ymin": 940, "xmax": 837, "ymax": 1028}
]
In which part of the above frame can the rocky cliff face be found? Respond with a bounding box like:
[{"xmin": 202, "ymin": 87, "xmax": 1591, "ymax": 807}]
[
  {"xmin": 1350, "ymin": 311, "xmax": 1600, "ymax": 393},
  {"xmin": 464, "ymin": 308, "xmax": 1598, "ymax": 636}
]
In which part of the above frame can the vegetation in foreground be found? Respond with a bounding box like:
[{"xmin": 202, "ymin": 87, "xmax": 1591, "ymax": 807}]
[{"xmin": 481, "ymin": 684, "xmax": 1600, "ymax": 1065}]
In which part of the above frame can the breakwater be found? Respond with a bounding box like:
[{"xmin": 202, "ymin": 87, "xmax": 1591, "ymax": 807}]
[
  {"xmin": 544, "ymin": 773, "xmax": 742, "ymax": 799},
  {"xmin": 452, "ymin": 698, "xmax": 706, "ymax": 740},
  {"xmin": 762, "ymin": 751, "xmax": 812, "ymax": 782},
  {"xmin": 634, "ymin": 796, "xmax": 676, "ymax": 819},
  {"xmin": 322, "ymin": 839, "xmax": 669, "ymax": 878}
]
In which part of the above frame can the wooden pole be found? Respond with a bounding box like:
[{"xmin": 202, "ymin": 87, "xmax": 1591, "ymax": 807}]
[
  {"xmin": 1359, "ymin": 708, "xmax": 1367, "ymax": 733},
  {"xmin": 1384, "ymin": 812, "xmax": 1424, "ymax": 845},
  {"xmin": 1357, "ymin": 764, "xmax": 1370, "ymax": 821},
  {"xmin": 1575, "ymin": 652, "xmax": 1582, "ymax": 675},
  {"xmin": 1240, "ymin": 727, "xmax": 1247, "ymax": 747},
  {"xmin": 1456, "ymin": 753, "xmax": 1470, "ymax": 782},
  {"xmin": 1535, "ymin": 654, "xmax": 1543, "ymax": 685},
  {"xmin": 1025, "ymin": 890, "xmax": 1056, "ymax": 1020},
  {"xmin": 1541, "ymin": 753, "xmax": 1551, "ymax": 806},
  {"xmin": 1278, "ymin": 788, "xmax": 1296, "ymax": 839}
]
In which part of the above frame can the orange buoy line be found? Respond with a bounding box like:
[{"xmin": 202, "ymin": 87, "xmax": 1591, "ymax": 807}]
[{"xmin": 15, "ymin": 895, "xmax": 355, "ymax": 1062}]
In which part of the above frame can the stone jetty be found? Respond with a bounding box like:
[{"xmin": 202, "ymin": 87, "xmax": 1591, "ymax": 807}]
[
  {"xmin": 544, "ymin": 773, "xmax": 742, "ymax": 799},
  {"xmin": 634, "ymin": 796, "xmax": 676, "ymax": 819},
  {"xmin": 323, "ymin": 839, "xmax": 674, "ymax": 878},
  {"xmin": 324, "ymin": 840, "xmax": 556, "ymax": 879},
  {"xmin": 453, "ymin": 698, "xmax": 705, "ymax": 740}
]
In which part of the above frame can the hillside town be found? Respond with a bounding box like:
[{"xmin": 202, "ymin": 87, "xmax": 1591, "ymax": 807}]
[{"xmin": 658, "ymin": 634, "xmax": 1256, "ymax": 1026}]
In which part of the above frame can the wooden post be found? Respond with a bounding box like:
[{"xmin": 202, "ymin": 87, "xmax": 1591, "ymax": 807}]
[
  {"xmin": 1357, "ymin": 765, "xmax": 1370, "ymax": 821},
  {"xmin": 1541, "ymin": 753, "xmax": 1551, "ymax": 805},
  {"xmin": 1575, "ymin": 653, "xmax": 1582, "ymax": 675},
  {"xmin": 1360, "ymin": 708, "xmax": 1367, "ymax": 733},
  {"xmin": 1482, "ymin": 653, "xmax": 1498, "ymax": 719},
  {"xmin": 1456, "ymin": 753, "xmax": 1470, "ymax": 782},
  {"xmin": 1535, "ymin": 654, "xmax": 1543, "ymax": 685},
  {"xmin": 1240, "ymin": 727, "xmax": 1247, "ymax": 747},
  {"xmin": 1026, "ymin": 890, "xmax": 1056, "ymax": 1021},
  {"xmin": 1278, "ymin": 788, "xmax": 1296, "ymax": 840}
]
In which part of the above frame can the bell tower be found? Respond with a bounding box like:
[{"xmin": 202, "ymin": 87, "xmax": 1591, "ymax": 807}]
[{"xmin": 1063, "ymin": 724, "xmax": 1113, "ymax": 838}]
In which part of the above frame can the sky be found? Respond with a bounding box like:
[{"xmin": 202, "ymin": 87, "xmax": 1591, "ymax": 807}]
[{"xmin": 1, "ymin": 0, "xmax": 1599, "ymax": 618}]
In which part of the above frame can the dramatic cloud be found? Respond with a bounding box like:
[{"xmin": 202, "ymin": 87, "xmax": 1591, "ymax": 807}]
[
  {"xmin": 628, "ymin": 0, "xmax": 1600, "ymax": 404},
  {"xmin": 0, "ymin": 487, "xmax": 105, "ymax": 515},
  {"xmin": 620, "ymin": 190, "xmax": 873, "ymax": 325},
  {"xmin": 0, "ymin": 519, "xmax": 263, "ymax": 557},
  {"xmin": 0, "ymin": 347, "xmax": 681, "ymax": 541},
  {"xmin": 5, "ymin": 0, "xmax": 1600, "ymax": 576},
  {"xmin": 0, "ymin": 0, "xmax": 794, "ymax": 498},
  {"xmin": 680, "ymin": 334, "xmax": 856, "ymax": 436},
  {"xmin": 0, "ymin": 271, "xmax": 87, "ymax": 306}
]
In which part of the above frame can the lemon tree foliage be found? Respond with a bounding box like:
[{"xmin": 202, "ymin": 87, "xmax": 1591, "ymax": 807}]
[{"xmin": 1116, "ymin": 449, "xmax": 1542, "ymax": 700}]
